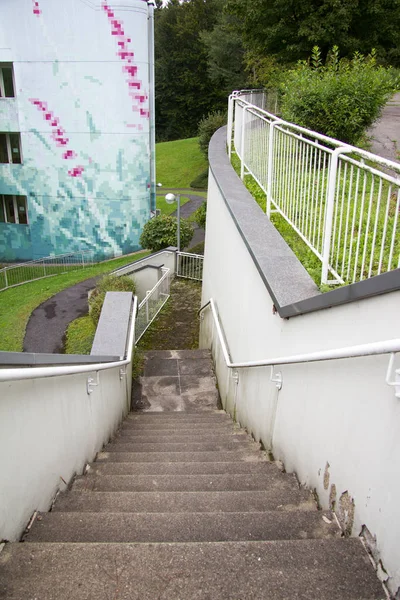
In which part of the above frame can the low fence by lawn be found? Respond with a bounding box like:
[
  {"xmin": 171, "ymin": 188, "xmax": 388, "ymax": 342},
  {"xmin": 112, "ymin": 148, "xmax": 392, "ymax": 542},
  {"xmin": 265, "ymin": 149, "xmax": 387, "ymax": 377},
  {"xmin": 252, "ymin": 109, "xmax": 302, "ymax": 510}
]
[{"xmin": 0, "ymin": 251, "xmax": 93, "ymax": 291}]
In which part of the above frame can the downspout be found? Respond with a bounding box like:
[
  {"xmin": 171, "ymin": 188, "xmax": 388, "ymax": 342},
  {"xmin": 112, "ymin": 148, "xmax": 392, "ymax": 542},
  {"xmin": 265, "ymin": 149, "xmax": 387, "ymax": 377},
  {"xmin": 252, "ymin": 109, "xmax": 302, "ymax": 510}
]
[{"xmin": 148, "ymin": 0, "xmax": 156, "ymax": 214}]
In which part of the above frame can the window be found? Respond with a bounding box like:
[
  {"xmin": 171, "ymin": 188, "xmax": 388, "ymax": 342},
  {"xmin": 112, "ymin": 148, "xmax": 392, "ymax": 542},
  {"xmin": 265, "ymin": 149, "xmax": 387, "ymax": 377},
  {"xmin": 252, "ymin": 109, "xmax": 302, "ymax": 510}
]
[
  {"xmin": 0, "ymin": 65, "xmax": 15, "ymax": 98},
  {"xmin": 0, "ymin": 195, "xmax": 28, "ymax": 224},
  {"xmin": 0, "ymin": 133, "xmax": 22, "ymax": 164}
]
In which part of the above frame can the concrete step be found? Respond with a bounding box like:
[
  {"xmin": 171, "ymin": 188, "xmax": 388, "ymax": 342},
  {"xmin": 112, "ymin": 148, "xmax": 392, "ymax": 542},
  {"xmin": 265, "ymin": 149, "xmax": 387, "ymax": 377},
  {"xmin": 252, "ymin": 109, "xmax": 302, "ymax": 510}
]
[
  {"xmin": 26, "ymin": 511, "xmax": 340, "ymax": 543},
  {"xmin": 72, "ymin": 472, "xmax": 299, "ymax": 493},
  {"xmin": 103, "ymin": 441, "xmax": 259, "ymax": 453},
  {"xmin": 114, "ymin": 432, "xmax": 248, "ymax": 443},
  {"xmin": 87, "ymin": 461, "xmax": 274, "ymax": 476},
  {"xmin": 143, "ymin": 357, "xmax": 214, "ymax": 378},
  {"xmin": 96, "ymin": 450, "xmax": 267, "ymax": 463},
  {"xmin": 121, "ymin": 421, "xmax": 235, "ymax": 432},
  {"xmin": 53, "ymin": 490, "xmax": 316, "ymax": 513},
  {"xmin": 0, "ymin": 539, "xmax": 384, "ymax": 599},
  {"xmin": 144, "ymin": 349, "xmax": 211, "ymax": 360},
  {"xmin": 126, "ymin": 411, "xmax": 230, "ymax": 422}
]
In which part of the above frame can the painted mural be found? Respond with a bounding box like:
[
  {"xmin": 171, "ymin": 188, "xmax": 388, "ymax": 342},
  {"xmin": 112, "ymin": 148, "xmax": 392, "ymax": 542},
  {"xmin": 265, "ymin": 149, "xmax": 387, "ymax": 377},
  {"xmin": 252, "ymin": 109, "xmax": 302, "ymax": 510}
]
[{"xmin": 0, "ymin": 0, "xmax": 152, "ymax": 261}]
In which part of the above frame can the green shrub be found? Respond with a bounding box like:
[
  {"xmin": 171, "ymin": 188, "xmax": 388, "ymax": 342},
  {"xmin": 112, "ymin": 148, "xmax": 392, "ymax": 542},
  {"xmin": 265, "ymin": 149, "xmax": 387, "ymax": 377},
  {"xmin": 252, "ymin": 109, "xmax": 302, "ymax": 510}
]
[
  {"xmin": 194, "ymin": 201, "xmax": 207, "ymax": 229},
  {"xmin": 139, "ymin": 215, "xmax": 194, "ymax": 252},
  {"xmin": 89, "ymin": 274, "xmax": 136, "ymax": 325},
  {"xmin": 198, "ymin": 111, "xmax": 227, "ymax": 158},
  {"xmin": 280, "ymin": 46, "xmax": 399, "ymax": 145},
  {"xmin": 190, "ymin": 168, "xmax": 208, "ymax": 190}
]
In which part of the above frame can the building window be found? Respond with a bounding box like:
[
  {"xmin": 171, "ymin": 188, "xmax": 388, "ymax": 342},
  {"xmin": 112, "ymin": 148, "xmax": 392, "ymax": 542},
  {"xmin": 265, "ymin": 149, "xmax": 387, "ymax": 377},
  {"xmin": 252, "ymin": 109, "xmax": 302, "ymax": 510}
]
[
  {"xmin": 0, "ymin": 133, "xmax": 22, "ymax": 164},
  {"xmin": 0, "ymin": 65, "xmax": 15, "ymax": 98},
  {"xmin": 0, "ymin": 195, "xmax": 28, "ymax": 224}
]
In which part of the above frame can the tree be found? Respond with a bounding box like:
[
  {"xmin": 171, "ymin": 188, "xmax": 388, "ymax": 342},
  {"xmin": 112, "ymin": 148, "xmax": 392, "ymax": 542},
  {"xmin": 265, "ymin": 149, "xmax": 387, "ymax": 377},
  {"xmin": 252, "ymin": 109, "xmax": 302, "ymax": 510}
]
[
  {"xmin": 199, "ymin": 0, "xmax": 247, "ymax": 93},
  {"xmin": 155, "ymin": 0, "xmax": 227, "ymax": 141},
  {"xmin": 225, "ymin": 0, "xmax": 400, "ymax": 67}
]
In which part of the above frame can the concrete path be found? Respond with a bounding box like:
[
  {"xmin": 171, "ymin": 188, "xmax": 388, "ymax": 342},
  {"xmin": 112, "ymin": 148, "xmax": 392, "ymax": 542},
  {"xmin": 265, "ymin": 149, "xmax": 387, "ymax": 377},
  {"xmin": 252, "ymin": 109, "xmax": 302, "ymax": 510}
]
[
  {"xmin": 368, "ymin": 92, "xmax": 400, "ymax": 163},
  {"xmin": 23, "ymin": 277, "xmax": 100, "ymax": 354}
]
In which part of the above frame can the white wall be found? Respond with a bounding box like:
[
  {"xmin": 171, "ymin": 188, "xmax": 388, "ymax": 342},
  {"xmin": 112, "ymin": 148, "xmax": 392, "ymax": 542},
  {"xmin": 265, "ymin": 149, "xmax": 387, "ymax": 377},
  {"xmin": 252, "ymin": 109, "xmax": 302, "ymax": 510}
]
[
  {"xmin": 0, "ymin": 353, "xmax": 132, "ymax": 541},
  {"xmin": 201, "ymin": 168, "xmax": 400, "ymax": 595}
]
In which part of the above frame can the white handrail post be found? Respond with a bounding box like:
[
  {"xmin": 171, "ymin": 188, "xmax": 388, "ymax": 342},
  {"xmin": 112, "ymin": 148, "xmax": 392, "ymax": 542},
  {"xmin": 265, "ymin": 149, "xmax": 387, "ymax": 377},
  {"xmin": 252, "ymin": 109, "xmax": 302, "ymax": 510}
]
[
  {"xmin": 240, "ymin": 105, "xmax": 248, "ymax": 180},
  {"xmin": 227, "ymin": 93, "xmax": 235, "ymax": 159},
  {"xmin": 321, "ymin": 147, "xmax": 351, "ymax": 284},
  {"xmin": 266, "ymin": 119, "xmax": 283, "ymax": 218}
]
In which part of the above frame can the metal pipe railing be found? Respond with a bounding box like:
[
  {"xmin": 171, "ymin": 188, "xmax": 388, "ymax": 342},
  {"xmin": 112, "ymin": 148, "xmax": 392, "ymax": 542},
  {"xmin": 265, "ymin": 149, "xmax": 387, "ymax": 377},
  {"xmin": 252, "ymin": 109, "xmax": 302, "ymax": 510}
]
[
  {"xmin": 0, "ymin": 297, "xmax": 137, "ymax": 383},
  {"xmin": 199, "ymin": 298, "xmax": 400, "ymax": 397}
]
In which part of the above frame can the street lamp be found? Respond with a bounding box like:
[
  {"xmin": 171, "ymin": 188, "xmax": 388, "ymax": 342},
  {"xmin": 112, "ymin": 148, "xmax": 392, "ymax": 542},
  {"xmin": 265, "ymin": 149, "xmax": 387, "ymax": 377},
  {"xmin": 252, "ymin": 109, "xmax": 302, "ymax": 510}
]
[{"xmin": 165, "ymin": 193, "xmax": 181, "ymax": 252}]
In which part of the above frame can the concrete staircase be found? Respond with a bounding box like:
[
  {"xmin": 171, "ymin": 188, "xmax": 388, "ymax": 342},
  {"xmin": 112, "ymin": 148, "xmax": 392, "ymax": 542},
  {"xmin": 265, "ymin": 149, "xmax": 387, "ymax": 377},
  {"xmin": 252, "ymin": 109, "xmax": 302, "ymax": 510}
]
[{"xmin": 0, "ymin": 350, "xmax": 385, "ymax": 599}]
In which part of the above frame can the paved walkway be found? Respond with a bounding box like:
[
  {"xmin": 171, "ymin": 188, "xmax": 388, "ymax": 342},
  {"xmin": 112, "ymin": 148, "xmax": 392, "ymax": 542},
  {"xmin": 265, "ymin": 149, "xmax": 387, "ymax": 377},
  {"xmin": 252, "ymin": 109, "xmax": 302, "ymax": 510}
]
[
  {"xmin": 23, "ymin": 277, "xmax": 100, "ymax": 354},
  {"xmin": 368, "ymin": 92, "xmax": 400, "ymax": 163}
]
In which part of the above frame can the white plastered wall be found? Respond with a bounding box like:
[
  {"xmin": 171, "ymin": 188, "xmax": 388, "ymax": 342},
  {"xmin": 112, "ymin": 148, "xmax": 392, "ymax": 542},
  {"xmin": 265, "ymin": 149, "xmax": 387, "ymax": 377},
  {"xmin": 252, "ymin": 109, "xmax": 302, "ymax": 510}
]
[{"xmin": 200, "ymin": 169, "xmax": 400, "ymax": 594}]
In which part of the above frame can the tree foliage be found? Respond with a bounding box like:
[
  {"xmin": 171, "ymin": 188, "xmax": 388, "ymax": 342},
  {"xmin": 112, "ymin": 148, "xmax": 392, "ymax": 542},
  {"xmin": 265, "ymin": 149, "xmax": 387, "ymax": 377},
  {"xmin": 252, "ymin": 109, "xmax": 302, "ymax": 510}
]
[
  {"xmin": 280, "ymin": 47, "xmax": 399, "ymax": 144},
  {"xmin": 155, "ymin": 0, "xmax": 227, "ymax": 141},
  {"xmin": 140, "ymin": 215, "xmax": 194, "ymax": 252},
  {"xmin": 225, "ymin": 0, "xmax": 400, "ymax": 66}
]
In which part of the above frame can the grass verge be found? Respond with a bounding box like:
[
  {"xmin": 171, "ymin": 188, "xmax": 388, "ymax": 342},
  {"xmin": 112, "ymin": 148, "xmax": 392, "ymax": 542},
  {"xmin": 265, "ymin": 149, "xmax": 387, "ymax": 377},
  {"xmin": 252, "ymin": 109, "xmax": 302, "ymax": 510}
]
[
  {"xmin": 0, "ymin": 251, "xmax": 150, "ymax": 352},
  {"xmin": 64, "ymin": 316, "xmax": 96, "ymax": 354},
  {"xmin": 231, "ymin": 154, "xmax": 322, "ymax": 286}
]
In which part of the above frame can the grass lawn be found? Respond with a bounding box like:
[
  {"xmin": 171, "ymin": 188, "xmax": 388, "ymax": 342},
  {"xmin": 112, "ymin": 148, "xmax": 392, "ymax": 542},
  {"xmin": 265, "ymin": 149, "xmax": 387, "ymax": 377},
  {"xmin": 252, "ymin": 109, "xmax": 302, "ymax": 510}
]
[
  {"xmin": 0, "ymin": 251, "xmax": 150, "ymax": 353},
  {"xmin": 156, "ymin": 137, "xmax": 208, "ymax": 188}
]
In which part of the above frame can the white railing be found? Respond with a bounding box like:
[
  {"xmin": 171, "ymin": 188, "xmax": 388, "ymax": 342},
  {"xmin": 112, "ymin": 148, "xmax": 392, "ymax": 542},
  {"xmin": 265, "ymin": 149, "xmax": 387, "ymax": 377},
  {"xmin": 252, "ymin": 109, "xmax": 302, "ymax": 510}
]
[
  {"xmin": 176, "ymin": 251, "xmax": 204, "ymax": 281},
  {"xmin": 200, "ymin": 298, "xmax": 400, "ymax": 398},
  {"xmin": 229, "ymin": 92, "xmax": 400, "ymax": 285},
  {"xmin": 135, "ymin": 267, "xmax": 171, "ymax": 342},
  {"xmin": 0, "ymin": 250, "xmax": 93, "ymax": 291}
]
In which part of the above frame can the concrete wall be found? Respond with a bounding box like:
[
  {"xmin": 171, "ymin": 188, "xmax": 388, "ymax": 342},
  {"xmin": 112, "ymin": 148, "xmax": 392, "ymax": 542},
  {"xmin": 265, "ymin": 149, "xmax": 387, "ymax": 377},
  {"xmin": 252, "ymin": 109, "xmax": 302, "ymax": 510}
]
[
  {"xmin": 0, "ymin": 0, "xmax": 152, "ymax": 261},
  {"xmin": 200, "ymin": 128, "xmax": 400, "ymax": 595},
  {"xmin": 0, "ymin": 294, "xmax": 134, "ymax": 542}
]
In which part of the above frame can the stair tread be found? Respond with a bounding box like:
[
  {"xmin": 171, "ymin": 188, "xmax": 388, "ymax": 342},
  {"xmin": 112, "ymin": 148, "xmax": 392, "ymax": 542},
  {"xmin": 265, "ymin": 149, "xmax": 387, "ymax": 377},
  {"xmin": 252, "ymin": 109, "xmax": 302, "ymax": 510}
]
[
  {"xmin": 103, "ymin": 441, "xmax": 259, "ymax": 452},
  {"xmin": 53, "ymin": 490, "xmax": 316, "ymax": 513},
  {"xmin": 72, "ymin": 472, "xmax": 303, "ymax": 493},
  {"xmin": 87, "ymin": 461, "xmax": 274, "ymax": 475},
  {"xmin": 0, "ymin": 539, "xmax": 384, "ymax": 600},
  {"xmin": 96, "ymin": 451, "xmax": 267, "ymax": 463},
  {"xmin": 25, "ymin": 510, "xmax": 340, "ymax": 543}
]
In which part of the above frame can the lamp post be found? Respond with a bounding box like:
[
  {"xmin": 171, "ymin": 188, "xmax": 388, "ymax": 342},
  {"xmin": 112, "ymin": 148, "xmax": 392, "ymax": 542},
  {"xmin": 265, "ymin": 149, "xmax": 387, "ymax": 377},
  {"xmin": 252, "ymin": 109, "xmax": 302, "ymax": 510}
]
[{"xmin": 165, "ymin": 193, "xmax": 181, "ymax": 252}]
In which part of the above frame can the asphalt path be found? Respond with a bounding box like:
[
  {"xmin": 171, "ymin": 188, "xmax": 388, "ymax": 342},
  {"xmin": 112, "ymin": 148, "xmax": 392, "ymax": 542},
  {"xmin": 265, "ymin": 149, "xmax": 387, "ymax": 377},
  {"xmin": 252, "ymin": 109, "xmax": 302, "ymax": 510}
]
[
  {"xmin": 368, "ymin": 93, "xmax": 400, "ymax": 164},
  {"xmin": 23, "ymin": 277, "xmax": 101, "ymax": 354}
]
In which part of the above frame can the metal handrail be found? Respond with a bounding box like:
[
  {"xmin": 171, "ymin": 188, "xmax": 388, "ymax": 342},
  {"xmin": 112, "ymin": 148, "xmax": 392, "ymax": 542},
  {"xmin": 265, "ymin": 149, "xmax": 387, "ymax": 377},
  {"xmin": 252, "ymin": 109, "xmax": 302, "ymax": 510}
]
[
  {"xmin": 234, "ymin": 95, "xmax": 400, "ymax": 174},
  {"xmin": 199, "ymin": 298, "xmax": 400, "ymax": 378},
  {"xmin": 0, "ymin": 296, "xmax": 138, "ymax": 383}
]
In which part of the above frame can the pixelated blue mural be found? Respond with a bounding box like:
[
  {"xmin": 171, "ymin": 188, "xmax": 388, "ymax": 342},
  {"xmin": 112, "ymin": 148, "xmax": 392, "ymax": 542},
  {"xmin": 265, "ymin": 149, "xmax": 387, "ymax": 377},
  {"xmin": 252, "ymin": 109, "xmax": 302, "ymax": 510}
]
[{"xmin": 0, "ymin": 0, "xmax": 153, "ymax": 262}]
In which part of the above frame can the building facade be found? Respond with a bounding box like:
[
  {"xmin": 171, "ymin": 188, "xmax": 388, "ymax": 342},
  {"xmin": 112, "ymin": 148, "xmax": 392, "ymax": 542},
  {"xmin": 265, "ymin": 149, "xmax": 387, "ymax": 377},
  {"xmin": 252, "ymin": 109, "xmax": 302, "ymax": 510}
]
[{"xmin": 0, "ymin": 0, "xmax": 155, "ymax": 262}]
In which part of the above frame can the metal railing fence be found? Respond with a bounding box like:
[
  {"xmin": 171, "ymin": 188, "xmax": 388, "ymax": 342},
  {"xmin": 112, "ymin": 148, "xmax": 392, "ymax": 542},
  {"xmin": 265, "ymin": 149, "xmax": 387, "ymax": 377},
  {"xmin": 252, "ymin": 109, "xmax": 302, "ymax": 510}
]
[
  {"xmin": 135, "ymin": 267, "xmax": 171, "ymax": 342},
  {"xmin": 229, "ymin": 92, "xmax": 400, "ymax": 285},
  {"xmin": 176, "ymin": 252, "xmax": 204, "ymax": 281},
  {"xmin": 0, "ymin": 250, "xmax": 93, "ymax": 291}
]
